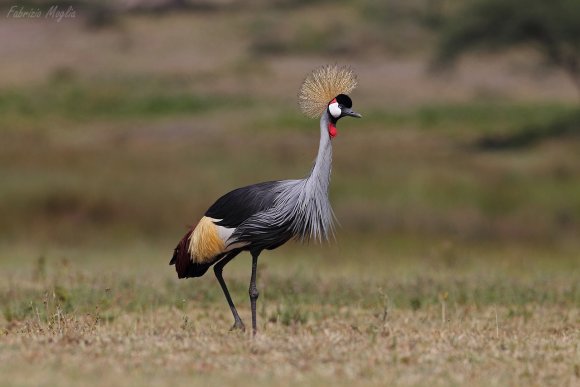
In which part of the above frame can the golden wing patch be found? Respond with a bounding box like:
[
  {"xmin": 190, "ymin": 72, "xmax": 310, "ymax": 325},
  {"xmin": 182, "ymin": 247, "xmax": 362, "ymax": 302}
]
[{"xmin": 189, "ymin": 217, "xmax": 225, "ymax": 263}]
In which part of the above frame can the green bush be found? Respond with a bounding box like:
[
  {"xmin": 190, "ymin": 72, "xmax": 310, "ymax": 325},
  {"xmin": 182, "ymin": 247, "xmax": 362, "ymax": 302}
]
[{"xmin": 436, "ymin": 0, "xmax": 580, "ymax": 93}]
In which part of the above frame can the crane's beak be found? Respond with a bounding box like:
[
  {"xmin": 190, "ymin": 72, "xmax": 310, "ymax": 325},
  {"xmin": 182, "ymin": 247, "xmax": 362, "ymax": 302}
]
[{"xmin": 342, "ymin": 108, "xmax": 362, "ymax": 118}]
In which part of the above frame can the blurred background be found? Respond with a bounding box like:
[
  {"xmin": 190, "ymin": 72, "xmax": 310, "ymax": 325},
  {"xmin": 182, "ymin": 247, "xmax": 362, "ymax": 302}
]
[{"xmin": 1, "ymin": 0, "xmax": 579, "ymax": 279}]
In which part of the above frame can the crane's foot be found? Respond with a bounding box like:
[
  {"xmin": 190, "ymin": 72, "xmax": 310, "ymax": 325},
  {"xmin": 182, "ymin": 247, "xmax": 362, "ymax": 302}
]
[{"xmin": 230, "ymin": 319, "xmax": 246, "ymax": 332}]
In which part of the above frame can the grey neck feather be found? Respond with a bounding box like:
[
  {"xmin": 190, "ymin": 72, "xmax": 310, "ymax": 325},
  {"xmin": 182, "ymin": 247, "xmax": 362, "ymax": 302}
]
[
  {"xmin": 290, "ymin": 112, "xmax": 335, "ymax": 241},
  {"xmin": 230, "ymin": 112, "xmax": 336, "ymax": 246},
  {"xmin": 307, "ymin": 113, "xmax": 333, "ymax": 197}
]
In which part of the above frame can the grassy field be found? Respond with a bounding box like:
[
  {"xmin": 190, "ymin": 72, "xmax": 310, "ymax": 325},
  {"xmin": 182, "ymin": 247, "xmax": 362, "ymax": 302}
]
[
  {"xmin": 1, "ymin": 4, "xmax": 580, "ymax": 386},
  {"xmin": 0, "ymin": 244, "xmax": 579, "ymax": 386}
]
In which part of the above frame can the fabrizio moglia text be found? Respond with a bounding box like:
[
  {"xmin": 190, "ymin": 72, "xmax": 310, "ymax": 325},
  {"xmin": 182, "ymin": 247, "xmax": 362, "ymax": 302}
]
[{"xmin": 6, "ymin": 5, "xmax": 76, "ymax": 22}]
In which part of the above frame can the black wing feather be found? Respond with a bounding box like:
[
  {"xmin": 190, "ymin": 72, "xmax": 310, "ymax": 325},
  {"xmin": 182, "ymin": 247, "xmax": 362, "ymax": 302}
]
[{"xmin": 205, "ymin": 181, "xmax": 282, "ymax": 228}]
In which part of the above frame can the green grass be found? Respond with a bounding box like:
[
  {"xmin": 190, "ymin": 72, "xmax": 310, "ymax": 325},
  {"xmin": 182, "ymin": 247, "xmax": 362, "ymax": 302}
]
[
  {"xmin": 1, "ymin": 77, "xmax": 579, "ymax": 246},
  {"xmin": 256, "ymin": 102, "xmax": 579, "ymax": 136},
  {"xmin": 0, "ymin": 77, "xmax": 248, "ymax": 131},
  {"xmin": 2, "ymin": 240, "xmax": 578, "ymax": 325}
]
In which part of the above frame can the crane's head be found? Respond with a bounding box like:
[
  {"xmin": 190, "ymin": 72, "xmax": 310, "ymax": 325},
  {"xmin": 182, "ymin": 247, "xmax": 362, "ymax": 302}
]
[
  {"xmin": 326, "ymin": 93, "xmax": 361, "ymax": 138},
  {"xmin": 298, "ymin": 64, "xmax": 361, "ymax": 138}
]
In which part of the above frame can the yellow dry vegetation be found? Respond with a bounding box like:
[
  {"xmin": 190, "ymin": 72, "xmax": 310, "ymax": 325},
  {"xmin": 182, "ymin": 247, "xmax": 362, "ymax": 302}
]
[{"xmin": 1, "ymin": 304, "xmax": 578, "ymax": 386}]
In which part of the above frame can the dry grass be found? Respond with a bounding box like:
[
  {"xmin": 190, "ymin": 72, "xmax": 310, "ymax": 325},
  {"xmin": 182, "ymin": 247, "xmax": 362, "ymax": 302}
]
[
  {"xmin": 1, "ymin": 247, "xmax": 579, "ymax": 386},
  {"xmin": 1, "ymin": 301, "xmax": 578, "ymax": 386}
]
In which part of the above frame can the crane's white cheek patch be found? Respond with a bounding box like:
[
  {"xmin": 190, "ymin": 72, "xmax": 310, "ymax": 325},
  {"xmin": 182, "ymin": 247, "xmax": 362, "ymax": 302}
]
[{"xmin": 328, "ymin": 102, "xmax": 341, "ymax": 118}]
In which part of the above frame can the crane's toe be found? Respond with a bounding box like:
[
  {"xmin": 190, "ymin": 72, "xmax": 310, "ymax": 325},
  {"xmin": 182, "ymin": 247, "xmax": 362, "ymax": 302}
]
[{"xmin": 230, "ymin": 320, "xmax": 246, "ymax": 332}]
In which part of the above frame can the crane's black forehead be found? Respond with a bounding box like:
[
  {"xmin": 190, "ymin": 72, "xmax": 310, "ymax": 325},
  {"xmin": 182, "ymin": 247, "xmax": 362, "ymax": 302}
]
[{"xmin": 335, "ymin": 94, "xmax": 352, "ymax": 108}]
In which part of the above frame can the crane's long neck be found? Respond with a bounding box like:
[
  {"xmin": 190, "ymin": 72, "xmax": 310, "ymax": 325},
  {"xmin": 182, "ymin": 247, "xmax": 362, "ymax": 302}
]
[
  {"xmin": 286, "ymin": 112, "xmax": 335, "ymax": 242},
  {"xmin": 307, "ymin": 112, "xmax": 333, "ymax": 192}
]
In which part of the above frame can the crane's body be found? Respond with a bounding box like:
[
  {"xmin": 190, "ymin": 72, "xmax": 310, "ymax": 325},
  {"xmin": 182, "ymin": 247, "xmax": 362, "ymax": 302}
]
[
  {"xmin": 171, "ymin": 112, "xmax": 334, "ymax": 278},
  {"xmin": 170, "ymin": 65, "xmax": 361, "ymax": 335}
]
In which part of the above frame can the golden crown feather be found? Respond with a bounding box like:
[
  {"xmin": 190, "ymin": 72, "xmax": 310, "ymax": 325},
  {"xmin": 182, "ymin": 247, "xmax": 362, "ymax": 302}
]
[{"xmin": 298, "ymin": 64, "xmax": 358, "ymax": 119}]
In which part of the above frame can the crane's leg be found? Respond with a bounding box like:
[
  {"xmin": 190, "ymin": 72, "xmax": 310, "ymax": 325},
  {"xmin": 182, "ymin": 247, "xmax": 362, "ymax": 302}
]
[
  {"xmin": 249, "ymin": 250, "xmax": 260, "ymax": 336},
  {"xmin": 213, "ymin": 250, "xmax": 245, "ymax": 331}
]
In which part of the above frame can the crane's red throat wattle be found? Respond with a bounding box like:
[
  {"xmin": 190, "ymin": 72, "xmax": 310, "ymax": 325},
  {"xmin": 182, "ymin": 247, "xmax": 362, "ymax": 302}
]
[{"xmin": 328, "ymin": 122, "xmax": 337, "ymax": 138}]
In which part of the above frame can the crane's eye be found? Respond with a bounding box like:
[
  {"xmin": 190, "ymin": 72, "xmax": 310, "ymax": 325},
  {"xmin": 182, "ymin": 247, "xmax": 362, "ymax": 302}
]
[{"xmin": 328, "ymin": 101, "xmax": 341, "ymax": 118}]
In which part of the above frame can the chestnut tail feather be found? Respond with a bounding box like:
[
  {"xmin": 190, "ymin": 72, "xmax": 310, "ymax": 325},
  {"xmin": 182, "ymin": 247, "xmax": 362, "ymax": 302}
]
[{"xmin": 169, "ymin": 229, "xmax": 213, "ymax": 278}]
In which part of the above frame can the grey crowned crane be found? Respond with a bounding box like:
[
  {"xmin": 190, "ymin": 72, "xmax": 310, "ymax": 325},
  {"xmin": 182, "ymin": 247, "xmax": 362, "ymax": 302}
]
[{"xmin": 170, "ymin": 65, "xmax": 361, "ymax": 335}]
